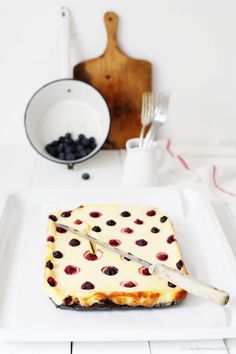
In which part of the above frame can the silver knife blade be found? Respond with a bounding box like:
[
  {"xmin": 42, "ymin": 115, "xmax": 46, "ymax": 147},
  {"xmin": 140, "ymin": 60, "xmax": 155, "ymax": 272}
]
[{"xmin": 55, "ymin": 222, "xmax": 151, "ymax": 269}]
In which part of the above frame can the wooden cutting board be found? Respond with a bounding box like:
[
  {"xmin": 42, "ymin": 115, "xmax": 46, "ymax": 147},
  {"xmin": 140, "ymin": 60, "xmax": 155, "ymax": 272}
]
[{"xmin": 73, "ymin": 11, "xmax": 152, "ymax": 149}]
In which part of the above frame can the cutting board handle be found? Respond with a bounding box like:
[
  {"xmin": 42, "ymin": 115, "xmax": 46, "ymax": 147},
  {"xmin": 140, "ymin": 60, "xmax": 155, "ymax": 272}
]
[{"xmin": 104, "ymin": 12, "xmax": 119, "ymax": 53}]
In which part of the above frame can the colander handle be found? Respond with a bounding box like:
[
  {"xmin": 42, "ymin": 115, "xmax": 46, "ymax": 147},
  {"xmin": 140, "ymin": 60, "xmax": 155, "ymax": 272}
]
[{"xmin": 60, "ymin": 7, "xmax": 71, "ymax": 78}]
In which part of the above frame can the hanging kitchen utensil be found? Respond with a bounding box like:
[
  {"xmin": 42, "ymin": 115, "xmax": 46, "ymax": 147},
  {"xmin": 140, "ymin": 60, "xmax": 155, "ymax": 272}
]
[
  {"xmin": 24, "ymin": 7, "xmax": 110, "ymax": 169},
  {"xmin": 73, "ymin": 11, "xmax": 152, "ymax": 149}
]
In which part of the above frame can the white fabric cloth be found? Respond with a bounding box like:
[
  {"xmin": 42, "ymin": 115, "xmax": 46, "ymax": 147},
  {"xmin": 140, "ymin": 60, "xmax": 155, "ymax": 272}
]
[{"xmin": 156, "ymin": 140, "xmax": 236, "ymax": 206}]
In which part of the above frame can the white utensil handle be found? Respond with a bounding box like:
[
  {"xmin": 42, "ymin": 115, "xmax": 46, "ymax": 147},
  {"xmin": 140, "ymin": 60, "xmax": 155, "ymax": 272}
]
[
  {"xmin": 139, "ymin": 126, "xmax": 145, "ymax": 148},
  {"xmin": 149, "ymin": 263, "xmax": 229, "ymax": 306},
  {"xmin": 144, "ymin": 121, "xmax": 162, "ymax": 148},
  {"xmin": 143, "ymin": 125, "xmax": 155, "ymax": 148},
  {"xmin": 60, "ymin": 7, "xmax": 71, "ymax": 78}
]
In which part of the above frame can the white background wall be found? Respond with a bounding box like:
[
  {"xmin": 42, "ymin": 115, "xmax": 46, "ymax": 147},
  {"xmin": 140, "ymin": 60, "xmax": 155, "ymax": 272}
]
[{"xmin": 0, "ymin": 0, "xmax": 236, "ymax": 145}]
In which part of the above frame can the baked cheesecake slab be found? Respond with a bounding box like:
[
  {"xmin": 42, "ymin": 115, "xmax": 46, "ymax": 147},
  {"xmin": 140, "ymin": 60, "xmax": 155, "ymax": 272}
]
[{"xmin": 44, "ymin": 205, "xmax": 187, "ymax": 309}]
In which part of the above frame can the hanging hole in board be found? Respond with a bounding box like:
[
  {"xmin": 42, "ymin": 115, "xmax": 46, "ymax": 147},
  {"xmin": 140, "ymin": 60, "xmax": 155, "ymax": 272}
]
[
  {"xmin": 67, "ymin": 89, "xmax": 71, "ymax": 93},
  {"xmin": 109, "ymin": 17, "xmax": 112, "ymax": 21}
]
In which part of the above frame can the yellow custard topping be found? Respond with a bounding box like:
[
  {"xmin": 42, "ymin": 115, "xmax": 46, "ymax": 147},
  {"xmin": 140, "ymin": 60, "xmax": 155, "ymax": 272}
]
[{"xmin": 44, "ymin": 205, "xmax": 187, "ymax": 308}]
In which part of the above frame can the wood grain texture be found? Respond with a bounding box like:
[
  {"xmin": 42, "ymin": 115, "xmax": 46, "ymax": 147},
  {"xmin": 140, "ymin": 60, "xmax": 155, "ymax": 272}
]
[{"xmin": 73, "ymin": 12, "xmax": 152, "ymax": 149}]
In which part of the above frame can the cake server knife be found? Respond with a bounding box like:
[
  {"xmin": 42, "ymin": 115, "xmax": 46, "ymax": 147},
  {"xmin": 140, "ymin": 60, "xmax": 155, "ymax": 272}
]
[{"xmin": 54, "ymin": 222, "xmax": 229, "ymax": 305}]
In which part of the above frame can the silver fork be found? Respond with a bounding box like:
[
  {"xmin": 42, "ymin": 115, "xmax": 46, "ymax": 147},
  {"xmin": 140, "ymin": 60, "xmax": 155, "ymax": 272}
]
[
  {"xmin": 139, "ymin": 92, "xmax": 154, "ymax": 147},
  {"xmin": 143, "ymin": 92, "xmax": 170, "ymax": 148}
]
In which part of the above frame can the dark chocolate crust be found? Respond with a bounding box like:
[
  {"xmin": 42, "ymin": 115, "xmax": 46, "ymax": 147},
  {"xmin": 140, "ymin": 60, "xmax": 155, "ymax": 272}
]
[{"xmin": 51, "ymin": 298, "xmax": 182, "ymax": 311}]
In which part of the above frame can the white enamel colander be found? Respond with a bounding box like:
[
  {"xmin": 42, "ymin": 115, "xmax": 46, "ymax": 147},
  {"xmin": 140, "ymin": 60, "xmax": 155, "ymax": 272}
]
[{"xmin": 24, "ymin": 7, "xmax": 110, "ymax": 168}]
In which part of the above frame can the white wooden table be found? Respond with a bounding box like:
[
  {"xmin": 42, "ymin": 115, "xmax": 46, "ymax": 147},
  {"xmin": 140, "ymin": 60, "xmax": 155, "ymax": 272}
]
[{"xmin": 0, "ymin": 145, "xmax": 236, "ymax": 354}]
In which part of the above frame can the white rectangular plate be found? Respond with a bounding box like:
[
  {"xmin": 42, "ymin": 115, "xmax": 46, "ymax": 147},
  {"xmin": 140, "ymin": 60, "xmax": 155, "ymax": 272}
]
[{"xmin": 0, "ymin": 187, "xmax": 235, "ymax": 342}]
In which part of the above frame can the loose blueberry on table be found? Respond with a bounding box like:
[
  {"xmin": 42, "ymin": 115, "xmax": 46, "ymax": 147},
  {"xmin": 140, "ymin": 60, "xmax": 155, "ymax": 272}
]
[
  {"xmin": 82, "ymin": 172, "xmax": 90, "ymax": 180},
  {"xmin": 45, "ymin": 133, "xmax": 97, "ymax": 161}
]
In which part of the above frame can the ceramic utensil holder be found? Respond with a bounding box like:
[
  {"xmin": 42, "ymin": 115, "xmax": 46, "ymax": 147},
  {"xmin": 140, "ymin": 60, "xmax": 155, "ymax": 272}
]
[{"xmin": 122, "ymin": 138, "xmax": 159, "ymax": 187}]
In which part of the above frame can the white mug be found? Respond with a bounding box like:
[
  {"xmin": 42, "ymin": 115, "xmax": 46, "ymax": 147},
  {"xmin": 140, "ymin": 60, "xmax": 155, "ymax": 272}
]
[{"xmin": 122, "ymin": 138, "xmax": 160, "ymax": 187}]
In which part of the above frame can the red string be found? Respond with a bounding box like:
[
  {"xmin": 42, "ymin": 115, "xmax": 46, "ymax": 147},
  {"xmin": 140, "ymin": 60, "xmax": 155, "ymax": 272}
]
[
  {"xmin": 212, "ymin": 165, "xmax": 236, "ymax": 197},
  {"xmin": 166, "ymin": 139, "xmax": 175, "ymax": 157},
  {"xmin": 166, "ymin": 140, "xmax": 235, "ymax": 197},
  {"xmin": 166, "ymin": 139, "xmax": 190, "ymax": 170},
  {"xmin": 177, "ymin": 155, "xmax": 190, "ymax": 170}
]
